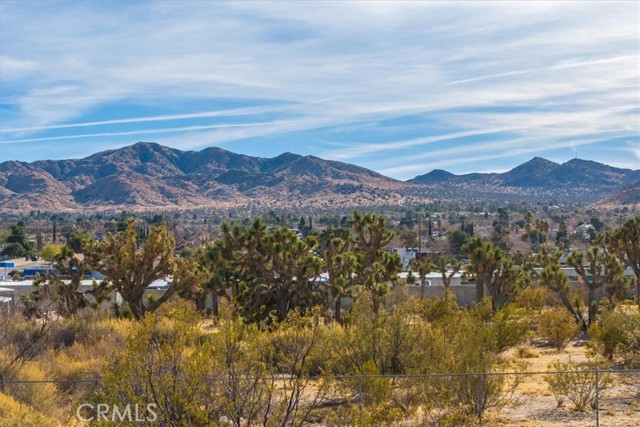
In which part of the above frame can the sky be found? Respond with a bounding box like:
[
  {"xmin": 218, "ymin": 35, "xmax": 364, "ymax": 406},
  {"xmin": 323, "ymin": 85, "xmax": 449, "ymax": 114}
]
[{"xmin": 0, "ymin": 0, "xmax": 639, "ymax": 180}]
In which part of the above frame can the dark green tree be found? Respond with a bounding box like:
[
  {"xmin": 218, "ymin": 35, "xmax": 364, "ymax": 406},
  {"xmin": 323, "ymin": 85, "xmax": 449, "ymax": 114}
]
[
  {"xmin": 199, "ymin": 222, "xmax": 248, "ymax": 316},
  {"xmin": 448, "ymin": 230, "xmax": 470, "ymax": 257},
  {"xmin": 491, "ymin": 208, "xmax": 510, "ymax": 250},
  {"xmin": 66, "ymin": 231, "xmax": 93, "ymax": 253},
  {"xmin": 1, "ymin": 224, "xmax": 35, "ymax": 258}
]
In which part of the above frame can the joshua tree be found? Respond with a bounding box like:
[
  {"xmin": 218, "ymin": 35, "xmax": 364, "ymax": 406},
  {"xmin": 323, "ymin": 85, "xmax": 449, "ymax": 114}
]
[
  {"xmin": 351, "ymin": 211, "xmax": 402, "ymax": 315},
  {"xmin": 568, "ymin": 246, "xmax": 628, "ymax": 326},
  {"xmin": 410, "ymin": 256, "xmax": 432, "ymax": 299},
  {"xmin": 318, "ymin": 228, "xmax": 359, "ymax": 323},
  {"xmin": 463, "ymin": 236, "xmax": 525, "ymax": 309},
  {"xmin": 200, "ymin": 222, "xmax": 248, "ymax": 315},
  {"xmin": 240, "ymin": 223, "xmax": 325, "ymax": 323},
  {"xmin": 604, "ymin": 216, "xmax": 640, "ymax": 305},
  {"xmin": 539, "ymin": 260, "xmax": 588, "ymax": 330},
  {"xmin": 429, "ymin": 254, "xmax": 462, "ymax": 301},
  {"xmin": 88, "ymin": 221, "xmax": 205, "ymax": 319}
]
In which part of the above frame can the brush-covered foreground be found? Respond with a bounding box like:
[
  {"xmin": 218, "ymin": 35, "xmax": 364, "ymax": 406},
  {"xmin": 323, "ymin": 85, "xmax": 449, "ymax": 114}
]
[{"xmin": 1, "ymin": 290, "xmax": 638, "ymax": 427}]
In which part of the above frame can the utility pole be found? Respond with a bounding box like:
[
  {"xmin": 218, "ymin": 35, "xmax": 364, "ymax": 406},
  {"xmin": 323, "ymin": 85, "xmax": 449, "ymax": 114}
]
[{"xmin": 418, "ymin": 213, "xmax": 422, "ymax": 256}]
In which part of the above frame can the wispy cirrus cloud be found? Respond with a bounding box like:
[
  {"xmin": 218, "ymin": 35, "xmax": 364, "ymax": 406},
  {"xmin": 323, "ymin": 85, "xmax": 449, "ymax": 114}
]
[{"xmin": 0, "ymin": 1, "xmax": 637, "ymax": 177}]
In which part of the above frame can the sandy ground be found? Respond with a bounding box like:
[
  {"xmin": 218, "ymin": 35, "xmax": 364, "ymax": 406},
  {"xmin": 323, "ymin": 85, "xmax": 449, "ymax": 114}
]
[{"xmin": 490, "ymin": 337, "xmax": 640, "ymax": 427}]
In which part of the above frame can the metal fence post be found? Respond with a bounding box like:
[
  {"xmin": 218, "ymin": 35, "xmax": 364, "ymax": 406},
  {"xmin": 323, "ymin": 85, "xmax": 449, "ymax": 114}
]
[
  {"xmin": 477, "ymin": 372, "xmax": 483, "ymax": 427},
  {"xmin": 358, "ymin": 375, "xmax": 363, "ymax": 415},
  {"xmin": 595, "ymin": 368, "xmax": 599, "ymax": 427}
]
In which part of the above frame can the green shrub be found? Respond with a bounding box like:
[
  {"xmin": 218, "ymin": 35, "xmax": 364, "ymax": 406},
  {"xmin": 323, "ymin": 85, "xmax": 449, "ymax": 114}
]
[
  {"xmin": 537, "ymin": 307, "xmax": 580, "ymax": 350},
  {"xmin": 420, "ymin": 294, "xmax": 458, "ymax": 323},
  {"xmin": 589, "ymin": 306, "xmax": 640, "ymax": 367},
  {"xmin": 490, "ymin": 305, "xmax": 530, "ymax": 353}
]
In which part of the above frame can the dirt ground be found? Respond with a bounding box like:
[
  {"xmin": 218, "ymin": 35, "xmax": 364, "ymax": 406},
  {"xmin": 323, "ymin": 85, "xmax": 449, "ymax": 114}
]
[{"xmin": 489, "ymin": 337, "xmax": 640, "ymax": 427}]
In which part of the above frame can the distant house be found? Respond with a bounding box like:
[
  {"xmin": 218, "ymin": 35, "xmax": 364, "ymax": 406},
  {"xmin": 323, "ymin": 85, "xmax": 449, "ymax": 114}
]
[
  {"xmin": 22, "ymin": 268, "xmax": 57, "ymax": 279},
  {"xmin": 0, "ymin": 287, "xmax": 15, "ymax": 312},
  {"xmin": 532, "ymin": 266, "xmax": 635, "ymax": 282},
  {"xmin": 398, "ymin": 271, "xmax": 464, "ymax": 286},
  {"xmin": 389, "ymin": 247, "xmax": 427, "ymax": 267}
]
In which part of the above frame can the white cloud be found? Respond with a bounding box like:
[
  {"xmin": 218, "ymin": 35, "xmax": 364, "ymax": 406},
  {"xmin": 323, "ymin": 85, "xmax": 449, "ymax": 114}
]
[
  {"xmin": 1, "ymin": 121, "xmax": 297, "ymax": 144},
  {"xmin": 0, "ymin": 0, "xmax": 638, "ymax": 173},
  {"xmin": 1, "ymin": 104, "xmax": 294, "ymax": 133}
]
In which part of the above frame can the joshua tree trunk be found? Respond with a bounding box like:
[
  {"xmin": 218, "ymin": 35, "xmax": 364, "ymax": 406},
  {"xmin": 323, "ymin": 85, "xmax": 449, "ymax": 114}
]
[
  {"xmin": 476, "ymin": 276, "xmax": 485, "ymax": 303},
  {"xmin": 334, "ymin": 297, "xmax": 342, "ymax": 323},
  {"xmin": 210, "ymin": 289, "xmax": 219, "ymax": 316},
  {"xmin": 588, "ymin": 287, "xmax": 597, "ymax": 328}
]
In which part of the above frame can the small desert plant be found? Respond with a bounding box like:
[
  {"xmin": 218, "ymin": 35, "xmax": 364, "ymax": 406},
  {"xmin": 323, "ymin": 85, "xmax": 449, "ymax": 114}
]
[
  {"xmin": 544, "ymin": 359, "xmax": 614, "ymax": 411},
  {"xmin": 516, "ymin": 345, "xmax": 539, "ymax": 359},
  {"xmin": 537, "ymin": 307, "xmax": 580, "ymax": 350},
  {"xmin": 589, "ymin": 306, "xmax": 640, "ymax": 368},
  {"xmin": 323, "ymin": 401, "xmax": 404, "ymax": 427}
]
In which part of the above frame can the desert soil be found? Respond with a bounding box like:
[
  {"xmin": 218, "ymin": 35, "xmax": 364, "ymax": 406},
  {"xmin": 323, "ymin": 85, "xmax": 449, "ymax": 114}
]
[{"xmin": 491, "ymin": 337, "xmax": 639, "ymax": 427}]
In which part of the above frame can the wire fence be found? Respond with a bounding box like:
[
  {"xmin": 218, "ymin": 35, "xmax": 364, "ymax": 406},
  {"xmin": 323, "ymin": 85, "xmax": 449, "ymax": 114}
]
[{"xmin": 1, "ymin": 369, "xmax": 638, "ymax": 426}]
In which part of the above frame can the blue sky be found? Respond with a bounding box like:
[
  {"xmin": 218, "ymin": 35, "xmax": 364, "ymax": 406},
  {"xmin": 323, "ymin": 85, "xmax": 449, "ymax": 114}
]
[{"xmin": 0, "ymin": 0, "xmax": 638, "ymax": 179}]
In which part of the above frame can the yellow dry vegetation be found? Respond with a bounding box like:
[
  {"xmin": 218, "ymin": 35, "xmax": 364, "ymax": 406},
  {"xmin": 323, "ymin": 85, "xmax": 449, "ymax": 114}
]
[{"xmin": 0, "ymin": 393, "xmax": 60, "ymax": 427}]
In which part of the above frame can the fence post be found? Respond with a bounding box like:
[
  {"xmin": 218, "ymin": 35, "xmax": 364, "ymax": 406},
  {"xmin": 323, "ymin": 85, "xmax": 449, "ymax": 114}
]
[
  {"xmin": 595, "ymin": 368, "xmax": 599, "ymax": 427},
  {"xmin": 358, "ymin": 375, "xmax": 363, "ymax": 415},
  {"xmin": 477, "ymin": 372, "xmax": 483, "ymax": 427}
]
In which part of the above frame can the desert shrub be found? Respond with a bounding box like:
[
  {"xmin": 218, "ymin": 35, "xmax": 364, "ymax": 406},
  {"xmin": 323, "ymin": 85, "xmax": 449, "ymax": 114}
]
[
  {"xmin": 257, "ymin": 308, "xmax": 334, "ymax": 426},
  {"xmin": 589, "ymin": 306, "xmax": 640, "ymax": 367},
  {"xmin": 489, "ymin": 305, "xmax": 530, "ymax": 353},
  {"xmin": 335, "ymin": 290, "xmax": 427, "ymax": 375},
  {"xmin": 358, "ymin": 360, "xmax": 393, "ymax": 405},
  {"xmin": 544, "ymin": 359, "xmax": 614, "ymax": 411},
  {"xmin": 514, "ymin": 286, "xmax": 553, "ymax": 312},
  {"xmin": 0, "ymin": 314, "xmax": 54, "ymax": 363},
  {"xmin": 409, "ymin": 311, "xmax": 523, "ymax": 425},
  {"xmin": 537, "ymin": 307, "xmax": 580, "ymax": 350},
  {"xmin": 5, "ymin": 362, "xmax": 58, "ymax": 416},
  {"xmin": 420, "ymin": 294, "xmax": 458, "ymax": 323},
  {"xmin": 95, "ymin": 308, "xmax": 216, "ymax": 427},
  {"xmin": 516, "ymin": 346, "xmax": 539, "ymax": 359},
  {"xmin": 323, "ymin": 359, "xmax": 404, "ymax": 427},
  {"xmin": 111, "ymin": 301, "xmax": 134, "ymax": 319},
  {"xmin": 263, "ymin": 309, "xmax": 328, "ymax": 375},
  {"xmin": 0, "ymin": 392, "xmax": 62, "ymax": 427},
  {"xmin": 472, "ymin": 297, "xmax": 494, "ymax": 322},
  {"xmin": 323, "ymin": 402, "xmax": 404, "ymax": 427},
  {"xmin": 206, "ymin": 303, "xmax": 275, "ymax": 427}
]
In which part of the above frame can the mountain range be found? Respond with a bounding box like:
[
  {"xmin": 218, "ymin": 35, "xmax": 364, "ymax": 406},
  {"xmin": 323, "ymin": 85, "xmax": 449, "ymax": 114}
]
[{"xmin": 0, "ymin": 142, "xmax": 638, "ymax": 212}]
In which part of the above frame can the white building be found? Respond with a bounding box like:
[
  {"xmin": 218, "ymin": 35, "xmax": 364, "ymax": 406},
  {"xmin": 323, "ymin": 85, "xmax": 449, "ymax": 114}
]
[{"xmin": 398, "ymin": 271, "xmax": 464, "ymax": 286}]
